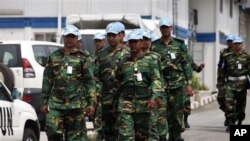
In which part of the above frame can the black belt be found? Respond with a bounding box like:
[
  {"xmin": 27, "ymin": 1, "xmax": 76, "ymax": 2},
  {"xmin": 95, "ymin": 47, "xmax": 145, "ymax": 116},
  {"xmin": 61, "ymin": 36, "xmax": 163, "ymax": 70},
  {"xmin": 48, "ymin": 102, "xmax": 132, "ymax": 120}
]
[{"xmin": 121, "ymin": 87, "xmax": 150, "ymax": 99}]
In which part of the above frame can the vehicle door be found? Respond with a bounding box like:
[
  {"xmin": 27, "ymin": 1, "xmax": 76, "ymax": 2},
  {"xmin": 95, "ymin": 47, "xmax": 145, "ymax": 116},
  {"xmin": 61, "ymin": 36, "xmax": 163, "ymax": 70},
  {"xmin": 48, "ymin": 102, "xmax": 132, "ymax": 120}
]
[{"xmin": 0, "ymin": 81, "xmax": 16, "ymax": 141}]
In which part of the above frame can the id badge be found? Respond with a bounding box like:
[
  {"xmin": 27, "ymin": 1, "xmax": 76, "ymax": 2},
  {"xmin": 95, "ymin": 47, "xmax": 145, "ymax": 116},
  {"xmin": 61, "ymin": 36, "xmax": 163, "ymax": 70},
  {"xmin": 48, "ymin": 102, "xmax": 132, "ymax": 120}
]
[
  {"xmin": 137, "ymin": 72, "xmax": 143, "ymax": 81},
  {"xmin": 238, "ymin": 63, "xmax": 242, "ymax": 69},
  {"xmin": 85, "ymin": 121, "xmax": 94, "ymax": 129},
  {"xmin": 67, "ymin": 66, "xmax": 73, "ymax": 74},
  {"xmin": 170, "ymin": 53, "xmax": 176, "ymax": 59}
]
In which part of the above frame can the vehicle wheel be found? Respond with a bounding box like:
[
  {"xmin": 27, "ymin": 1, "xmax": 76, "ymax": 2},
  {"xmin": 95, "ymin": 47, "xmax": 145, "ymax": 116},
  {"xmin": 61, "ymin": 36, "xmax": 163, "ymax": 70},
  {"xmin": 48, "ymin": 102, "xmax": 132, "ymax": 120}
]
[
  {"xmin": 22, "ymin": 128, "xmax": 38, "ymax": 141},
  {"xmin": 0, "ymin": 63, "xmax": 14, "ymax": 90}
]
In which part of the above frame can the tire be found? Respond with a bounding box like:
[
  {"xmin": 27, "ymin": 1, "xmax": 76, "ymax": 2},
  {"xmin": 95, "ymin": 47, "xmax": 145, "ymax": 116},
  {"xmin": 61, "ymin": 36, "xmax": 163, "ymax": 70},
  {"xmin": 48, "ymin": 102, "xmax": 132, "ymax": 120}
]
[
  {"xmin": 22, "ymin": 128, "xmax": 38, "ymax": 141},
  {"xmin": 0, "ymin": 63, "xmax": 15, "ymax": 91}
]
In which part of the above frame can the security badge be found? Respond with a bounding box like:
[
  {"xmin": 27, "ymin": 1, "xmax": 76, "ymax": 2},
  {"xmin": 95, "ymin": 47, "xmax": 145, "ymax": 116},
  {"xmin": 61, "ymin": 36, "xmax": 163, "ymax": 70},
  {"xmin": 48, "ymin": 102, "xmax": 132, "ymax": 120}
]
[
  {"xmin": 168, "ymin": 51, "xmax": 176, "ymax": 59},
  {"xmin": 170, "ymin": 53, "xmax": 176, "ymax": 59},
  {"xmin": 134, "ymin": 67, "xmax": 143, "ymax": 81},
  {"xmin": 65, "ymin": 63, "xmax": 73, "ymax": 74},
  {"xmin": 237, "ymin": 61, "xmax": 242, "ymax": 69}
]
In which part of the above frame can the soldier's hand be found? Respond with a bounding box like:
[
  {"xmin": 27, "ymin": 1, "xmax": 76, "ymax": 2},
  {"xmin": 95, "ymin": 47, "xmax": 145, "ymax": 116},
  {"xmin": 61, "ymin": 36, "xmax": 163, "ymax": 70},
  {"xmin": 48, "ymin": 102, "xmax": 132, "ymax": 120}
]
[
  {"xmin": 200, "ymin": 63, "xmax": 205, "ymax": 69},
  {"xmin": 147, "ymin": 99, "xmax": 157, "ymax": 110},
  {"xmin": 186, "ymin": 85, "xmax": 193, "ymax": 96},
  {"xmin": 86, "ymin": 106, "xmax": 95, "ymax": 117},
  {"xmin": 40, "ymin": 104, "xmax": 48, "ymax": 114}
]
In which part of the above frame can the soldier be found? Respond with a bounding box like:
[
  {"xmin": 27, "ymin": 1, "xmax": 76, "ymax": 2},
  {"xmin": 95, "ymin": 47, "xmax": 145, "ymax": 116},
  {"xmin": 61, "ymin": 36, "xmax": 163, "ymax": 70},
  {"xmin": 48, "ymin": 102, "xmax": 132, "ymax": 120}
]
[
  {"xmin": 91, "ymin": 32, "xmax": 106, "ymax": 138},
  {"xmin": 40, "ymin": 25, "xmax": 97, "ymax": 141},
  {"xmin": 184, "ymin": 57, "xmax": 205, "ymax": 128},
  {"xmin": 115, "ymin": 31, "xmax": 162, "ymax": 141},
  {"xmin": 224, "ymin": 36, "xmax": 250, "ymax": 132},
  {"xmin": 141, "ymin": 30, "xmax": 168, "ymax": 141},
  {"xmin": 93, "ymin": 32, "xmax": 106, "ymax": 54},
  {"xmin": 115, "ymin": 21, "xmax": 126, "ymax": 44},
  {"xmin": 151, "ymin": 18, "xmax": 193, "ymax": 141},
  {"xmin": 217, "ymin": 34, "xmax": 236, "ymax": 126},
  {"xmin": 96, "ymin": 22, "xmax": 130, "ymax": 141}
]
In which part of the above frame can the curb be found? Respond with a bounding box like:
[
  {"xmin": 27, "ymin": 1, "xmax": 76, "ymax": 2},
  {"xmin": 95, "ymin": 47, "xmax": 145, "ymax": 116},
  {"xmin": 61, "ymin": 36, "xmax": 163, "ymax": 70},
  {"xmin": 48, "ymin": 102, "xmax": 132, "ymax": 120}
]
[{"xmin": 191, "ymin": 94, "xmax": 218, "ymax": 110}]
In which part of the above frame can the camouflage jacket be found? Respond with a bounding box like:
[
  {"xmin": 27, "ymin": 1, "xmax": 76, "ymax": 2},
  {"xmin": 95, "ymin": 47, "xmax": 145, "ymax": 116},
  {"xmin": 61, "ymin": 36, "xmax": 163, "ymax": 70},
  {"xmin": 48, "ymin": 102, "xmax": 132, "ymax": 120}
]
[
  {"xmin": 217, "ymin": 47, "xmax": 232, "ymax": 85},
  {"xmin": 41, "ymin": 48, "xmax": 96, "ymax": 110},
  {"xmin": 96, "ymin": 45, "xmax": 130, "ymax": 105},
  {"xmin": 224, "ymin": 49, "xmax": 250, "ymax": 90},
  {"xmin": 144, "ymin": 51, "xmax": 166, "ymax": 95},
  {"xmin": 115, "ymin": 53, "xmax": 162, "ymax": 113},
  {"xmin": 151, "ymin": 38, "xmax": 192, "ymax": 89}
]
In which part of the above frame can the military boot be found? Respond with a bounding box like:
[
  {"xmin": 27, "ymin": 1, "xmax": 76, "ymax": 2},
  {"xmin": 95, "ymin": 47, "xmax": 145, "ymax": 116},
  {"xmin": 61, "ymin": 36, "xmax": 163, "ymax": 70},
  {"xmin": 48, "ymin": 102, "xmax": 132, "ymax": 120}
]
[
  {"xmin": 184, "ymin": 114, "xmax": 190, "ymax": 128},
  {"xmin": 226, "ymin": 119, "xmax": 235, "ymax": 132},
  {"xmin": 175, "ymin": 134, "xmax": 184, "ymax": 141}
]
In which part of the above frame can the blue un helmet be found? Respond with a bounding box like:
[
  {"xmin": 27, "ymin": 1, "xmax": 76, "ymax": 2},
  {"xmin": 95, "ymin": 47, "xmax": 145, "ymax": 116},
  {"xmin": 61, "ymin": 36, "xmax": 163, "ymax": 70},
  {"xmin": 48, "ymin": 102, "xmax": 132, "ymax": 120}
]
[
  {"xmin": 127, "ymin": 30, "xmax": 143, "ymax": 41},
  {"xmin": 142, "ymin": 30, "xmax": 151, "ymax": 39},
  {"xmin": 93, "ymin": 33, "xmax": 105, "ymax": 40},
  {"xmin": 62, "ymin": 25, "xmax": 80, "ymax": 36},
  {"xmin": 115, "ymin": 22, "xmax": 125, "ymax": 33},
  {"xmin": 106, "ymin": 22, "xmax": 120, "ymax": 34},
  {"xmin": 226, "ymin": 34, "xmax": 237, "ymax": 41},
  {"xmin": 233, "ymin": 36, "xmax": 244, "ymax": 44},
  {"xmin": 159, "ymin": 18, "xmax": 173, "ymax": 27}
]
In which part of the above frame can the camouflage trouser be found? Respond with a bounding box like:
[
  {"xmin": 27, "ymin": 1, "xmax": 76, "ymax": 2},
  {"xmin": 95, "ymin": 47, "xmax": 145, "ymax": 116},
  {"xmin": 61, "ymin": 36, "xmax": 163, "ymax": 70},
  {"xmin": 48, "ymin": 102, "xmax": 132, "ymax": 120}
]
[
  {"xmin": 167, "ymin": 87, "xmax": 185, "ymax": 138},
  {"xmin": 118, "ymin": 112, "xmax": 151, "ymax": 141},
  {"xmin": 217, "ymin": 86, "xmax": 226, "ymax": 112},
  {"xmin": 46, "ymin": 108, "xmax": 87, "ymax": 141},
  {"xmin": 101, "ymin": 104, "xmax": 117, "ymax": 141},
  {"xmin": 183, "ymin": 95, "xmax": 191, "ymax": 115},
  {"xmin": 149, "ymin": 96, "xmax": 168, "ymax": 141},
  {"xmin": 225, "ymin": 87, "xmax": 247, "ymax": 122}
]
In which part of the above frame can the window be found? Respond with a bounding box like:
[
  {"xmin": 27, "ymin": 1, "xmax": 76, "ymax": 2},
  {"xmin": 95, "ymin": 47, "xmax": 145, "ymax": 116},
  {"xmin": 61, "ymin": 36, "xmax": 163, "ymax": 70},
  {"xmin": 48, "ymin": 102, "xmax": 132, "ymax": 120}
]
[
  {"xmin": 33, "ymin": 45, "xmax": 48, "ymax": 67},
  {"xmin": 48, "ymin": 46, "xmax": 60, "ymax": 53},
  {"xmin": 230, "ymin": 0, "xmax": 233, "ymax": 18},
  {"xmin": 0, "ymin": 44, "xmax": 22, "ymax": 67},
  {"xmin": 35, "ymin": 33, "xmax": 56, "ymax": 42}
]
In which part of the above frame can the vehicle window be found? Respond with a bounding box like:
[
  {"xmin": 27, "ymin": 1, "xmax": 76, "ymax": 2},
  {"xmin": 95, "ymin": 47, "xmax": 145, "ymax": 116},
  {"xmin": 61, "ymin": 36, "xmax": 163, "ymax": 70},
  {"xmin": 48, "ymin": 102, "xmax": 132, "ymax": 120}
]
[
  {"xmin": 48, "ymin": 45, "xmax": 60, "ymax": 53},
  {"xmin": 0, "ymin": 83, "xmax": 9, "ymax": 101},
  {"xmin": 82, "ymin": 35, "xmax": 95, "ymax": 53},
  {"xmin": 33, "ymin": 45, "xmax": 48, "ymax": 67},
  {"xmin": 0, "ymin": 44, "xmax": 22, "ymax": 67}
]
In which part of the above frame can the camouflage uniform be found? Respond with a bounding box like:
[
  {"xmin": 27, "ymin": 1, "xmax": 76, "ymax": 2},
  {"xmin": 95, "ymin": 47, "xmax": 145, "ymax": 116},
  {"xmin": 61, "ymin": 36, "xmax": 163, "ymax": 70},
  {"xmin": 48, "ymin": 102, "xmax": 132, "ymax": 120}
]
[
  {"xmin": 151, "ymin": 37, "xmax": 192, "ymax": 140},
  {"xmin": 146, "ymin": 51, "xmax": 168, "ymax": 141},
  {"xmin": 96, "ymin": 45, "xmax": 129, "ymax": 141},
  {"xmin": 41, "ymin": 48, "xmax": 96, "ymax": 141},
  {"xmin": 217, "ymin": 47, "xmax": 232, "ymax": 114},
  {"xmin": 224, "ymin": 49, "xmax": 250, "ymax": 127},
  {"xmin": 115, "ymin": 53, "xmax": 162, "ymax": 141},
  {"xmin": 90, "ymin": 50, "xmax": 103, "ymax": 136}
]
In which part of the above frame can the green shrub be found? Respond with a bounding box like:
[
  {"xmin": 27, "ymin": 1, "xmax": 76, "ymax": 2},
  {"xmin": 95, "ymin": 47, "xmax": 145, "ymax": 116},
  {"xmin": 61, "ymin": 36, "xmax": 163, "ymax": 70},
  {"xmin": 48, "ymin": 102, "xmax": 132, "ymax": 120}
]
[{"xmin": 191, "ymin": 74, "xmax": 209, "ymax": 93}]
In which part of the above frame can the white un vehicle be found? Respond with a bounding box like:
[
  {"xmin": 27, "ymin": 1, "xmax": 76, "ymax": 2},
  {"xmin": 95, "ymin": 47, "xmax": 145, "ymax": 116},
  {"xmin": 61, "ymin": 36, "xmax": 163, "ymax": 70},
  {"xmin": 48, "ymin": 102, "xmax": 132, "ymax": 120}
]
[{"xmin": 0, "ymin": 63, "xmax": 40, "ymax": 141}]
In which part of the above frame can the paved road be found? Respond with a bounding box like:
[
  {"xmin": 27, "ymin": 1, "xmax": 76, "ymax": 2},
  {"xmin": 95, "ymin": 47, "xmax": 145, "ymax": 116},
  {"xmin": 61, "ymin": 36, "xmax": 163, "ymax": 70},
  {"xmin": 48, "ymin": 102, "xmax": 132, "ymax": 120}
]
[
  {"xmin": 40, "ymin": 94, "xmax": 250, "ymax": 141},
  {"xmin": 183, "ymin": 93, "xmax": 250, "ymax": 141}
]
